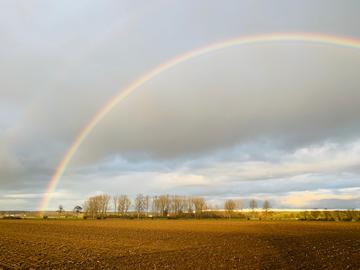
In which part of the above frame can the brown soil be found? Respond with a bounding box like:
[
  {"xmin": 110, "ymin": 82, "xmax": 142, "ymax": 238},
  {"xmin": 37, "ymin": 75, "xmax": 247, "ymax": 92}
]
[{"xmin": 0, "ymin": 220, "xmax": 359, "ymax": 269}]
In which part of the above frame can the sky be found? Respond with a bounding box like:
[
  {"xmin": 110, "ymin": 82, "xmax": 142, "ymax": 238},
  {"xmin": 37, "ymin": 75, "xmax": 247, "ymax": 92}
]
[{"xmin": 1, "ymin": 0, "xmax": 360, "ymax": 210}]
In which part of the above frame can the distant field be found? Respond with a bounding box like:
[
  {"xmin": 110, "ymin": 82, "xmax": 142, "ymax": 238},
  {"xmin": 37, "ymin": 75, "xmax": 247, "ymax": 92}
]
[{"xmin": 0, "ymin": 220, "xmax": 359, "ymax": 269}]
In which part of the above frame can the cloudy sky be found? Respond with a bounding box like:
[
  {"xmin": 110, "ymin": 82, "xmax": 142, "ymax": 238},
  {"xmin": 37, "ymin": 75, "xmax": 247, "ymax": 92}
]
[{"xmin": 1, "ymin": 0, "xmax": 360, "ymax": 210}]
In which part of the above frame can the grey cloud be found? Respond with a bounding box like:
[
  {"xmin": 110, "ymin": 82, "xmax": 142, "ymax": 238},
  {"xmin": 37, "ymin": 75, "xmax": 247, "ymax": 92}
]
[
  {"xmin": 1, "ymin": 1, "xmax": 360, "ymax": 210},
  {"xmin": 74, "ymin": 44, "xmax": 360, "ymax": 164}
]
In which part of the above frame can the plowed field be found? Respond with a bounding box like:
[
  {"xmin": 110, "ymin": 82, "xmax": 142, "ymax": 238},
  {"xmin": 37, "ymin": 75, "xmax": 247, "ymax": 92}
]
[{"xmin": 0, "ymin": 220, "xmax": 359, "ymax": 269}]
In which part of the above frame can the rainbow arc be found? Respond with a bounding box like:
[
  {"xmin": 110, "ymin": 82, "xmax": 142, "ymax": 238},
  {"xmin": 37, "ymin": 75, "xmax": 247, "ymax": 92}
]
[{"xmin": 39, "ymin": 32, "xmax": 360, "ymax": 212}]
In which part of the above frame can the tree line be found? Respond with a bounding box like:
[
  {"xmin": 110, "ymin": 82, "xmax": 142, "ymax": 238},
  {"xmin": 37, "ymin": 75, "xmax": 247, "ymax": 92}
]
[{"xmin": 82, "ymin": 193, "xmax": 271, "ymax": 219}]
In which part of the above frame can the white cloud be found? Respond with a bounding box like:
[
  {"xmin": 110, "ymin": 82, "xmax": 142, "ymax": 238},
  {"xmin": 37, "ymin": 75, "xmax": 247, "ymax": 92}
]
[
  {"xmin": 197, "ymin": 140, "xmax": 360, "ymax": 181},
  {"xmin": 280, "ymin": 188, "xmax": 360, "ymax": 208},
  {"xmin": 153, "ymin": 173, "xmax": 209, "ymax": 190}
]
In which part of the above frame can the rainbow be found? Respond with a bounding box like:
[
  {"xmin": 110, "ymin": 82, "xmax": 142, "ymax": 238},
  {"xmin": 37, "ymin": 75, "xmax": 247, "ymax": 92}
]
[{"xmin": 38, "ymin": 32, "xmax": 360, "ymax": 212}]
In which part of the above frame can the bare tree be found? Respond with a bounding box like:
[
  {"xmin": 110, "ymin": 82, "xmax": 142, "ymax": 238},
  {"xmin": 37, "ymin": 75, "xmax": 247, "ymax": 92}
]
[
  {"xmin": 99, "ymin": 194, "xmax": 111, "ymax": 218},
  {"xmin": 144, "ymin": 195, "xmax": 151, "ymax": 216},
  {"xmin": 152, "ymin": 195, "xmax": 188, "ymax": 217},
  {"xmin": 113, "ymin": 195, "xmax": 119, "ymax": 215},
  {"xmin": 263, "ymin": 200, "xmax": 270, "ymax": 213},
  {"xmin": 83, "ymin": 194, "xmax": 111, "ymax": 219},
  {"xmin": 224, "ymin": 199, "xmax": 236, "ymax": 218},
  {"xmin": 192, "ymin": 197, "xmax": 206, "ymax": 218},
  {"xmin": 172, "ymin": 195, "xmax": 186, "ymax": 216},
  {"xmin": 154, "ymin": 195, "xmax": 171, "ymax": 216},
  {"xmin": 235, "ymin": 199, "xmax": 243, "ymax": 211},
  {"xmin": 152, "ymin": 195, "xmax": 159, "ymax": 215},
  {"xmin": 84, "ymin": 196, "xmax": 101, "ymax": 218},
  {"xmin": 186, "ymin": 197, "xmax": 194, "ymax": 214},
  {"xmin": 117, "ymin": 195, "xmax": 131, "ymax": 216},
  {"xmin": 134, "ymin": 193, "xmax": 146, "ymax": 218},
  {"xmin": 57, "ymin": 205, "xmax": 64, "ymax": 215},
  {"xmin": 249, "ymin": 199, "xmax": 257, "ymax": 212}
]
